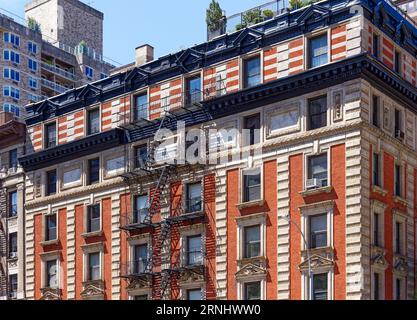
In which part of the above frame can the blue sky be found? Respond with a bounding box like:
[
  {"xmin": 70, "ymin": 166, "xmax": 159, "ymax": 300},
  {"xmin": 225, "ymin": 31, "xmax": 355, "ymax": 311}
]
[{"xmin": 0, "ymin": 0, "xmax": 268, "ymax": 66}]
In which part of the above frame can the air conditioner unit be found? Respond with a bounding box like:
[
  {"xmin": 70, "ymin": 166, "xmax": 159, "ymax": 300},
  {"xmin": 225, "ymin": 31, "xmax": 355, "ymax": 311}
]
[
  {"xmin": 395, "ymin": 130, "xmax": 405, "ymax": 140},
  {"xmin": 306, "ymin": 178, "xmax": 321, "ymax": 190},
  {"xmin": 9, "ymin": 252, "xmax": 17, "ymax": 259}
]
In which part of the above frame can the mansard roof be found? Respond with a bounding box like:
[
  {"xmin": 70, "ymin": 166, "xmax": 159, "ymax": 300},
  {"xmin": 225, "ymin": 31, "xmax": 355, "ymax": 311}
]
[{"xmin": 24, "ymin": 0, "xmax": 417, "ymax": 126}]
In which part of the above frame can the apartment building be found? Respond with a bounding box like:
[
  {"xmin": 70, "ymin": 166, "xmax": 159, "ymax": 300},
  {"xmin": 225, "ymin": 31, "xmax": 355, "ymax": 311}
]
[
  {"xmin": 0, "ymin": 0, "xmax": 113, "ymax": 119},
  {"xmin": 0, "ymin": 0, "xmax": 114, "ymax": 300},
  {"xmin": 18, "ymin": 0, "xmax": 417, "ymax": 300}
]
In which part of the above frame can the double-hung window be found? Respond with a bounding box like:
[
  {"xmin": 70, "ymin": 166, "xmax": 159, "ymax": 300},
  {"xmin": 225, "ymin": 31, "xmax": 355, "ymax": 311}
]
[
  {"xmin": 9, "ymin": 148, "xmax": 17, "ymax": 169},
  {"xmin": 3, "ymin": 68, "xmax": 20, "ymax": 82},
  {"xmin": 186, "ymin": 235, "xmax": 202, "ymax": 266},
  {"xmin": 8, "ymin": 191, "xmax": 17, "ymax": 217},
  {"xmin": 244, "ymin": 282, "xmax": 261, "ymax": 300},
  {"xmin": 312, "ymin": 273, "xmax": 328, "ymax": 300},
  {"xmin": 28, "ymin": 77, "xmax": 38, "ymax": 89},
  {"xmin": 308, "ymin": 96, "xmax": 327, "ymax": 130},
  {"xmin": 28, "ymin": 58, "xmax": 38, "ymax": 72},
  {"xmin": 309, "ymin": 214, "xmax": 327, "ymax": 249},
  {"xmin": 372, "ymin": 153, "xmax": 381, "ymax": 187},
  {"xmin": 243, "ymin": 113, "xmax": 261, "ymax": 146},
  {"xmin": 394, "ymin": 164, "xmax": 402, "ymax": 197},
  {"xmin": 87, "ymin": 252, "xmax": 100, "ymax": 281},
  {"xmin": 186, "ymin": 76, "xmax": 202, "ymax": 105},
  {"xmin": 4, "ymin": 33, "xmax": 20, "ymax": 46},
  {"xmin": 45, "ymin": 213, "xmax": 57, "ymax": 241},
  {"xmin": 46, "ymin": 260, "xmax": 58, "ymax": 288},
  {"xmin": 394, "ymin": 51, "xmax": 401, "ymax": 74},
  {"xmin": 243, "ymin": 56, "xmax": 261, "ymax": 88},
  {"xmin": 87, "ymin": 108, "xmax": 100, "ymax": 135},
  {"xmin": 44, "ymin": 122, "xmax": 57, "ymax": 149},
  {"xmin": 395, "ymin": 221, "xmax": 404, "ymax": 255},
  {"xmin": 372, "ymin": 95, "xmax": 380, "ymax": 128},
  {"xmin": 133, "ymin": 195, "xmax": 148, "ymax": 224},
  {"xmin": 309, "ymin": 34, "xmax": 328, "ymax": 68},
  {"xmin": 3, "ymin": 86, "xmax": 20, "ymax": 100},
  {"xmin": 85, "ymin": 66, "xmax": 93, "ymax": 79},
  {"xmin": 9, "ymin": 232, "xmax": 17, "ymax": 257},
  {"xmin": 373, "ymin": 34, "xmax": 380, "ymax": 59},
  {"xmin": 374, "ymin": 272, "xmax": 380, "ymax": 300},
  {"xmin": 134, "ymin": 145, "xmax": 148, "ymax": 169},
  {"xmin": 3, "ymin": 50, "xmax": 20, "ymax": 64},
  {"xmin": 243, "ymin": 169, "xmax": 261, "ymax": 203},
  {"xmin": 133, "ymin": 244, "xmax": 148, "ymax": 274},
  {"xmin": 46, "ymin": 170, "xmax": 57, "ymax": 196},
  {"xmin": 244, "ymin": 225, "xmax": 261, "ymax": 258},
  {"xmin": 373, "ymin": 212, "xmax": 381, "ymax": 247},
  {"xmin": 185, "ymin": 183, "xmax": 202, "ymax": 213},
  {"xmin": 88, "ymin": 158, "xmax": 100, "ymax": 185},
  {"xmin": 134, "ymin": 93, "xmax": 148, "ymax": 121},
  {"xmin": 28, "ymin": 41, "xmax": 37, "ymax": 54},
  {"xmin": 307, "ymin": 154, "xmax": 328, "ymax": 188},
  {"xmin": 87, "ymin": 204, "xmax": 101, "ymax": 233}
]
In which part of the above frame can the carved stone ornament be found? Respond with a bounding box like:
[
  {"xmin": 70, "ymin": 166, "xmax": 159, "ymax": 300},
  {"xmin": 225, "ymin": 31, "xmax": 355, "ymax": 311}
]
[
  {"xmin": 126, "ymin": 276, "xmax": 152, "ymax": 291},
  {"xmin": 80, "ymin": 280, "xmax": 105, "ymax": 299},
  {"xmin": 299, "ymin": 253, "xmax": 334, "ymax": 272},
  {"xmin": 178, "ymin": 265, "xmax": 205, "ymax": 284},
  {"xmin": 393, "ymin": 255, "xmax": 408, "ymax": 276},
  {"xmin": 235, "ymin": 263, "xmax": 267, "ymax": 280},
  {"xmin": 40, "ymin": 288, "xmax": 61, "ymax": 300},
  {"xmin": 371, "ymin": 246, "xmax": 388, "ymax": 270}
]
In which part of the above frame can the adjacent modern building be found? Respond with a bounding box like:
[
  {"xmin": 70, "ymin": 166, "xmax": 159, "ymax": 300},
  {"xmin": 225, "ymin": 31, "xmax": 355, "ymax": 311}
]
[
  {"xmin": 9, "ymin": 0, "xmax": 417, "ymax": 300},
  {"xmin": 0, "ymin": 0, "xmax": 114, "ymax": 300},
  {"xmin": 0, "ymin": 0, "xmax": 113, "ymax": 119}
]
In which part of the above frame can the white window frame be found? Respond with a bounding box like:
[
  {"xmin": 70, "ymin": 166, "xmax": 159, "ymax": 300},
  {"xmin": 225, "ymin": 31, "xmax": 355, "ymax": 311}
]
[
  {"xmin": 302, "ymin": 270, "xmax": 334, "ymax": 300},
  {"xmin": 236, "ymin": 213, "xmax": 266, "ymax": 261},
  {"xmin": 179, "ymin": 224, "xmax": 205, "ymax": 268},
  {"xmin": 43, "ymin": 211, "xmax": 59, "ymax": 243},
  {"xmin": 240, "ymin": 51, "xmax": 264, "ymax": 90},
  {"xmin": 84, "ymin": 202, "xmax": 102, "ymax": 235},
  {"xmin": 240, "ymin": 166, "xmax": 263, "ymax": 204},
  {"xmin": 306, "ymin": 30, "xmax": 330, "ymax": 70},
  {"xmin": 264, "ymin": 101, "xmax": 301, "ymax": 138},
  {"xmin": 85, "ymin": 105, "xmax": 101, "ymax": 136},
  {"xmin": 40, "ymin": 252, "xmax": 60, "ymax": 290},
  {"xmin": 304, "ymin": 149, "xmax": 331, "ymax": 191},
  {"xmin": 82, "ymin": 244, "xmax": 104, "ymax": 282},
  {"xmin": 237, "ymin": 279, "xmax": 266, "ymax": 300},
  {"xmin": 43, "ymin": 120, "xmax": 58, "ymax": 149}
]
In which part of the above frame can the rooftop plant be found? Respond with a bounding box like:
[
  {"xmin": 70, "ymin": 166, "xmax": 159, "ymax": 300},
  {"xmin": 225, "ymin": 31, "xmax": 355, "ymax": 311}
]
[
  {"xmin": 206, "ymin": 0, "xmax": 225, "ymax": 32},
  {"xmin": 27, "ymin": 17, "xmax": 41, "ymax": 33}
]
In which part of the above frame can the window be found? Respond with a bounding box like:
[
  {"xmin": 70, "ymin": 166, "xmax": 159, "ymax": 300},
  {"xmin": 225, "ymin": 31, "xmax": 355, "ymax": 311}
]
[
  {"xmin": 269, "ymin": 108, "xmax": 299, "ymax": 134},
  {"xmin": 374, "ymin": 272, "xmax": 380, "ymax": 300},
  {"xmin": 134, "ymin": 93, "xmax": 148, "ymax": 120},
  {"xmin": 88, "ymin": 158, "xmax": 100, "ymax": 185},
  {"xmin": 308, "ymin": 95, "xmax": 327, "ymax": 130},
  {"xmin": 186, "ymin": 76, "xmax": 202, "ymax": 104},
  {"xmin": 46, "ymin": 170, "xmax": 57, "ymax": 196},
  {"xmin": 28, "ymin": 58, "xmax": 38, "ymax": 72},
  {"xmin": 28, "ymin": 93, "xmax": 39, "ymax": 103},
  {"xmin": 45, "ymin": 260, "xmax": 58, "ymax": 288},
  {"xmin": 3, "ymin": 50, "xmax": 20, "ymax": 64},
  {"xmin": 372, "ymin": 153, "xmax": 381, "ymax": 187},
  {"xmin": 243, "ymin": 56, "xmax": 261, "ymax": 88},
  {"xmin": 373, "ymin": 212, "xmax": 380, "ymax": 247},
  {"xmin": 2, "ymin": 103, "xmax": 20, "ymax": 117},
  {"xmin": 3, "ymin": 68, "xmax": 20, "ymax": 82},
  {"xmin": 3, "ymin": 32, "xmax": 20, "ymax": 46},
  {"xmin": 45, "ymin": 122, "xmax": 57, "ymax": 148},
  {"xmin": 309, "ymin": 34, "xmax": 328, "ymax": 68},
  {"xmin": 394, "ymin": 164, "xmax": 402, "ymax": 197},
  {"xmin": 187, "ymin": 289, "xmax": 202, "ymax": 300},
  {"xmin": 395, "ymin": 221, "xmax": 403, "ymax": 255},
  {"xmin": 395, "ymin": 278, "xmax": 401, "ymax": 300},
  {"xmin": 307, "ymin": 154, "xmax": 328, "ymax": 188},
  {"xmin": 9, "ymin": 232, "xmax": 17, "ymax": 257},
  {"xmin": 28, "ymin": 77, "xmax": 38, "ymax": 89},
  {"xmin": 244, "ymin": 225, "xmax": 261, "ymax": 258},
  {"xmin": 87, "ymin": 252, "xmax": 100, "ymax": 281},
  {"xmin": 373, "ymin": 34, "xmax": 380, "ymax": 59},
  {"xmin": 9, "ymin": 274, "xmax": 17, "ymax": 297},
  {"xmin": 133, "ymin": 244, "xmax": 148, "ymax": 274},
  {"xmin": 85, "ymin": 66, "xmax": 93, "ymax": 79},
  {"xmin": 394, "ymin": 51, "xmax": 401, "ymax": 73},
  {"xmin": 8, "ymin": 191, "xmax": 17, "ymax": 217},
  {"xmin": 372, "ymin": 95, "xmax": 380, "ymax": 127},
  {"xmin": 309, "ymin": 214, "xmax": 327, "ymax": 249},
  {"xmin": 244, "ymin": 113, "xmax": 261, "ymax": 146},
  {"xmin": 186, "ymin": 183, "xmax": 202, "ymax": 213},
  {"xmin": 45, "ymin": 213, "xmax": 57, "ymax": 241},
  {"xmin": 134, "ymin": 295, "xmax": 148, "ymax": 300},
  {"xmin": 133, "ymin": 195, "xmax": 148, "ymax": 224},
  {"xmin": 134, "ymin": 145, "xmax": 148, "ymax": 168},
  {"xmin": 100, "ymin": 73, "xmax": 108, "ymax": 80},
  {"xmin": 87, "ymin": 108, "xmax": 100, "ymax": 135},
  {"xmin": 312, "ymin": 273, "xmax": 328, "ymax": 300},
  {"xmin": 9, "ymin": 148, "xmax": 17, "ymax": 169},
  {"xmin": 87, "ymin": 204, "xmax": 101, "ymax": 233},
  {"xmin": 244, "ymin": 282, "xmax": 261, "ymax": 300},
  {"xmin": 3, "ymin": 86, "xmax": 20, "ymax": 100},
  {"xmin": 28, "ymin": 41, "xmax": 37, "ymax": 54},
  {"xmin": 186, "ymin": 235, "xmax": 202, "ymax": 266},
  {"xmin": 394, "ymin": 109, "xmax": 403, "ymax": 139},
  {"xmin": 243, "ymin": 169, "xmax": 261, "ymax": 203}
]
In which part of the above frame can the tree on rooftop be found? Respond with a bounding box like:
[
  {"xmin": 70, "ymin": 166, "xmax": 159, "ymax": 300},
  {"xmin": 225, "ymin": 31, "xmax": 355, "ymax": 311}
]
[
  {"xmin": 206, "ymin": 0, "xmax": 225, "ymax": 32},
  {"xmin": 27, "ymin": 17, "xmax": 41, "ymax": 34}
]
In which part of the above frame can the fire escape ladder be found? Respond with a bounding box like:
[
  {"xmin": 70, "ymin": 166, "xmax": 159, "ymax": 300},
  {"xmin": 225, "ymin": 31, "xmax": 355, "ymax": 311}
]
[{"xmin": 0, "ymin": 189, "xmax": 8, "ymax": 298}]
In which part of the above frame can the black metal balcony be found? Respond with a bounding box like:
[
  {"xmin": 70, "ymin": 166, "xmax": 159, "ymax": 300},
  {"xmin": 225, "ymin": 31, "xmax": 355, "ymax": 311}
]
[{"xmin": 120, "ymin": 209, "xmax": 157, "ymax": 232}]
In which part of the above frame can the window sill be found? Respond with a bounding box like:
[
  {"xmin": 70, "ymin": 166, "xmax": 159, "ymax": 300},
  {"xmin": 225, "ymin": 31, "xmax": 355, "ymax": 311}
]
[
  {"xmin": 236, "ymin": 200, "xmax": 265, "ymax": 210},
  {"xmin": 371, "ymin": 185, "xmax": 387, "ymax": 196},
  {"xmin": 7, "ymin": 256, "xmax": 18, "ymax": 262},
  {"xmin": 40, "ymin": 239, "xmax": 59, "ymax": 247},
  {"xmin": 237, "ymin": 256, "xmax": 266, "ymax": 266},
  {"xmin": 393, "ymin": 196, "xmax": 407, "ymax": 207},
  {"xmin": 81, "ymin": 230, "xmax": 103, "ymax": 239},
  {"xmin": 300, "ymin": 185, "xmax": 333, "ymax": 198}
]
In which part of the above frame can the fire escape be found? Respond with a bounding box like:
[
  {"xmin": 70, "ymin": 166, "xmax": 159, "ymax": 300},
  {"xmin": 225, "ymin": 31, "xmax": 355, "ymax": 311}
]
[
  {"xmin": 117, "ymin": 89, "xmax": 209, "ymax": 299},
  {"xmin": 0, "ymin": 189, "xmax": 9, "ymax": 300}
]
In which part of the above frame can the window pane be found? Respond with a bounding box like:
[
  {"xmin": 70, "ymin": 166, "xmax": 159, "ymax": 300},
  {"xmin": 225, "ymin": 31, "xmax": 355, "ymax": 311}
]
[
  {"xmin": 186, "ymin": 77, "xmax": 201, "ymax": 104},
  {"xmin": 134, "ymin": 94, "xmax": 148, "ymax": 120},
  {"xmin": 47, "ymin": 214, "xmax": 57, "ymax": 241},
  {"xmin": 308, "ymin": 154, "xmax": 328, "ymax": 186},
  {"xmin": 89, "ymin": 253, "xmax": 100, "ymax": 280},
  {"xmin": 88, "ymin": 205, "xmax": 100, "ymax": 233},
  {"xmin": 45, "ymin": 123, "xmax": 57, "ymax": 148},
  {"xmin": 244, "ymin": 171, "xmax": 261, "ymax": 202},
  {"xmin": 313, "ymin": 273, "xmax": 328, "ymax": 300},
  {"xmin": 134, "ymin": 244, "xmax": 148, "ymax": 273},
  {"xmin": 245, "ymin": 282, "xmax": 261, "ymax": 300},
  {"xmin": 47, "ymin": 260, "xmax": 58, "ymax": 288},
  {"xmin": 135, "ymin": 146, "xmax": 148, "ymax": 168},
  {"xmin": 88, "ymin": 158, "xmax": 100, "ymax": 185},
  {"xmin": 9, "ymin": 149, "xmax": 17, "ymax": 168},
  {"xmin": 244, "ymin": 114, "xmax": 261, "ymax": 145},
  {"xmin": 187, "ymin": 235, "xmax": 202, "ymax": 265},
  {"xmin": 187, "ymin": 289, "xmax": 202, "ymax": 300},
  {"xmin": 9, "ymin": 191, "xmax": 17, "ymax": 217},
  {"xmin": 308, "ymin": 96, "xmax": 327, "ymax": 130},
  {"xmin": 134, "ymin": 195, "xmax": 148, "ymax": 223},
  {"xmin": 244, "ymin": 225, "xmax": 261, "ymax": 258},
  {"xmin": 310, "ymin": 214, "xmax": 327, "ymax": 248},
  {"xmin": 87, "ymin": 109, "xmax": 100, "ymax": 135},
  {"xmin": 309, "ymin": 35, "xmax": 328, "ymax": 68},
  {"xmin": 244, "ymin": 57, "xmax": 261, "ymax": 88},
  {"xmin": 186, "ymin": 183, "xmax": 202, "ymax": 213}
]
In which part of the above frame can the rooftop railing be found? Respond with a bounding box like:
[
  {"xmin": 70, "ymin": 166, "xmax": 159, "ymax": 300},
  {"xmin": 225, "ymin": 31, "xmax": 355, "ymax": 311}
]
[
  {"xmin": 41, "ymin": 62, "xmax": 75, "ymax": 81},
  {"xmin": 41, "ymin": 78, "xmax": 71, "ymax": 94}
]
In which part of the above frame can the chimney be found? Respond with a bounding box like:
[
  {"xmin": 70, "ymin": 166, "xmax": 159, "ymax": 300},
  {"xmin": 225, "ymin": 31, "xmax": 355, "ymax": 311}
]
[{"xmin": 135, "ymin": 44, "xmax": 154, "ymax": 67}]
